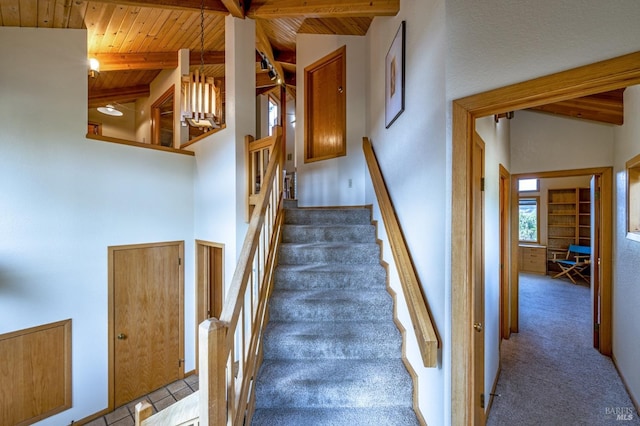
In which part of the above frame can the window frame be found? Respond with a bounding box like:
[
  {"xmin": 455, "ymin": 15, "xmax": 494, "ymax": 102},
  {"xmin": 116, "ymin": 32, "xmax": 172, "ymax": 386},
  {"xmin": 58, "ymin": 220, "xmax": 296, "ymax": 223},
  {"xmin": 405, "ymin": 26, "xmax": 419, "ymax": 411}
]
[
  {"xmin": 518, "ymin": 196, "xmax": 540, "ymax": 244},
  {"xmin": 627, "ymin": 153, "xmax": 640, "ymax": 242},
  {"xmin": 267, "ymin": 95, "xmax": 279, "ymax": 136},
  {"xmin": 518, "ymin": 178, "xmax": 539, "ymax": 192}
]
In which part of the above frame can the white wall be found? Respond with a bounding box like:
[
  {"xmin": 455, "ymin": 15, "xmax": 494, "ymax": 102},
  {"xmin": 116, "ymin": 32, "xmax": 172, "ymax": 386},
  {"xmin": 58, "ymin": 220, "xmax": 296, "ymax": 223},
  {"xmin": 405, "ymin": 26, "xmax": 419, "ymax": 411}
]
[
  {"xmin": 613, "ymin": 85, "xmax": 640, "ymax": 406},
  {"xmin": 510, "ymin": 110, "xmax": 615, "ymax": 174},
  {"xmin": 0, "ymin": 27, "xmax": 196, "ymax": 425},
  {"xmin": 296, "ymin": 34, "xmax": 367, "ymax": 207},
  {"xmin": 364, "ymin": 0, "xmax": 447, "ymax": 423}
]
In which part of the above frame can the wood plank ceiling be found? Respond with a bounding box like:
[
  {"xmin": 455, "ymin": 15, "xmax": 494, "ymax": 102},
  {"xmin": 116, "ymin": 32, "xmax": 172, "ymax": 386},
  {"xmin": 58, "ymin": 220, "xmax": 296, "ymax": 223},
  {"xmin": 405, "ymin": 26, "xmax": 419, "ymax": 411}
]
[
  {"xmin": 0, "ymin": 0, "xmax": 395, "ymax": 109},
  {"xmin": 0, "ymin": 0, "xmax": 624, "ymax": 124}
]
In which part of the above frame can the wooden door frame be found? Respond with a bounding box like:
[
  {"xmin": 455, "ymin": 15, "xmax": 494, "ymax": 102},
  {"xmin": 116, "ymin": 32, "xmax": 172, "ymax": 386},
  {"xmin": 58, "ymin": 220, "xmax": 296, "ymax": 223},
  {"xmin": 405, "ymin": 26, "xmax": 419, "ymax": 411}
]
[
  {"xmin": 151, "ymin": 85, "xmax": 175, "ymax": 147},
  {"xmin": 452, "ymin": 51, "xmax": 640, "ymax": 425},
  {"xmin": 499, "ymin": 164, "xmax": 511, "ymax": 340},
  {"xmin": 471, "ymin": 132, "xmax": 485, "ymax": 425},
  {"xmin": 195, "ymin": 240, "xmax": 224, "ymax": 373},
  {"xmin": 107, "ymin": 240, "xmax": 185, "ymax": 411}
]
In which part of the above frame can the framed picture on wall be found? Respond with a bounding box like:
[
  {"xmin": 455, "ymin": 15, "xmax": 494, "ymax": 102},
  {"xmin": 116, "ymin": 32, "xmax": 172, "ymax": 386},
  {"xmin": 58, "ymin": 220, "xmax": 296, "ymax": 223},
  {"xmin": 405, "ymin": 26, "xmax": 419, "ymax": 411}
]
[{"xmin": 385, "ymin": 21, "xmax": 406, "ymax": 128}]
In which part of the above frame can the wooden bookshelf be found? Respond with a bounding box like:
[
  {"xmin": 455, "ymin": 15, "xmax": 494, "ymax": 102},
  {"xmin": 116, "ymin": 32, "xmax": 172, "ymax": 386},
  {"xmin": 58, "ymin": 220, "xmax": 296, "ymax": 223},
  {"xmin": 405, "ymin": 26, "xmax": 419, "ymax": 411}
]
[{"xmin": 547, "ymin": 188, "xmax": 590, "ymax": 274}]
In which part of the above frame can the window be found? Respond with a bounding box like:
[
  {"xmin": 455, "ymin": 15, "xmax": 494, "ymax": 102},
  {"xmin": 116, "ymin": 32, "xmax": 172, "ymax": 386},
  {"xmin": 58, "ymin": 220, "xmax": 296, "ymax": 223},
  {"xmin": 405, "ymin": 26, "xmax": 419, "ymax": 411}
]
[
  {"xmin": 627, "ymin": 153, "xmax": 640, "ymax": 242},
  {"xmin": 518, "ymin": 178, "xmax": 539, "ymax": 192},
  {"xmin": 519, "ymin": 197, "xmax": 540, "ymax": 243},
  {"xmin": 268, "ymin": 96, "xmax": 278, "ymax": 136}
]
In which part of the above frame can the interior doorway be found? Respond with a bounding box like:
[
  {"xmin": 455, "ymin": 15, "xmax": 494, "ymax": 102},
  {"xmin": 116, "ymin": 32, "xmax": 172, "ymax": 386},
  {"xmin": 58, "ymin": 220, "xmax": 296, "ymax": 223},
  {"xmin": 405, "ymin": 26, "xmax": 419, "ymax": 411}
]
[
  {"xmin": 195, "ymin": 240, "xmax": 224, "ymax": 371},
  {"xmin": 451, "ymin": 51, "xmax": 640, "ymax": 425},
  {"xmin": 510, "ymin": 170, "xmax": 611, "ymax": 351}
]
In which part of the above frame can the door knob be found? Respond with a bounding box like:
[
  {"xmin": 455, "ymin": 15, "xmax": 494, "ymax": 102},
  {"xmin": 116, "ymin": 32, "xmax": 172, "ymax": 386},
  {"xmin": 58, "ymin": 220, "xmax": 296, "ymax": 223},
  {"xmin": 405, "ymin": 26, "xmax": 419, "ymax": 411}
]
[
  {"xmin": 117, "ymin": 333, "xmax": 127, "ymax": 340},
  {"xmin": 473, "ymin": 322, "xmax": 483, "ymax": 332}
]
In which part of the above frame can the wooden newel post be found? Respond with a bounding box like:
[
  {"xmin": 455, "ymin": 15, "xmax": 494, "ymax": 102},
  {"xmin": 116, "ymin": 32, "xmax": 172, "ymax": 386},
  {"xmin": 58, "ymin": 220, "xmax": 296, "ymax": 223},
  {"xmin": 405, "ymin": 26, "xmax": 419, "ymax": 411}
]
[
  {"xmin": 199, "ymin": 318, "xmax": 228, "ymax": 426},
  {"xmin": 134, "ymin": 401, "xmax": 153, "ymax": 426}
]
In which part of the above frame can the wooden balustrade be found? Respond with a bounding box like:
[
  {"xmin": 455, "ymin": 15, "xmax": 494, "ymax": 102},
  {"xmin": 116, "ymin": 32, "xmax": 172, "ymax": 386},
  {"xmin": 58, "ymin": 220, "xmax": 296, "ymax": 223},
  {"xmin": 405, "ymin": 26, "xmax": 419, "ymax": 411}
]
[
  {"xmin": 362, "ymin": 137, "xmax": 440, "ymax": 367},
  {"xmin": 136, "ymin": 127, "xmax": 284, "ymax": 426},
  {"xmin": 215, "ymin": 127, "xmax": 284, "ymax": 425}
]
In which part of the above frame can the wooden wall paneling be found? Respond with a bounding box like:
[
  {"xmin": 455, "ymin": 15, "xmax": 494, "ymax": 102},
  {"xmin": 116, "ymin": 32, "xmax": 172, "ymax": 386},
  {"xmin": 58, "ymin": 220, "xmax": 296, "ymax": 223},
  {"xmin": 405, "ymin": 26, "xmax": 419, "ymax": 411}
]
[{"xmin": 0, "ymin": 319, "xmax": 72, "ymax": 426}]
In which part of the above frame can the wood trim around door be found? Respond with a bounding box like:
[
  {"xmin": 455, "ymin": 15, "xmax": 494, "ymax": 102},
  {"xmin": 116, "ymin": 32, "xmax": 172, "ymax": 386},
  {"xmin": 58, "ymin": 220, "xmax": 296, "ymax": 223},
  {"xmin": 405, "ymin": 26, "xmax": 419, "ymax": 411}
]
[
  {"xmin": 452, "ymin": 51, "xmax": 640, "ymax": 425},
  {"xmin": 195, "ymin": 240, "xmax": 224, "ymax": 373},
  {"xmin": 499, "ymin": 164, "xmax": 511, "ymax": 340},
  {"xmin": 107, "ymin": 240, "xmax": 185, "ymax": 411}
]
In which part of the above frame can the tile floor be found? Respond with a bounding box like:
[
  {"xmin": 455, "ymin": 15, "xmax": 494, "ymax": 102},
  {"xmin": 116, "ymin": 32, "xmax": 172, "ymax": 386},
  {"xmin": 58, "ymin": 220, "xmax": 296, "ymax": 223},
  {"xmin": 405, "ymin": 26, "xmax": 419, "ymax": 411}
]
[{"xmin": 84, "ymin": 374, "xmax": 199, "ymax": 426}]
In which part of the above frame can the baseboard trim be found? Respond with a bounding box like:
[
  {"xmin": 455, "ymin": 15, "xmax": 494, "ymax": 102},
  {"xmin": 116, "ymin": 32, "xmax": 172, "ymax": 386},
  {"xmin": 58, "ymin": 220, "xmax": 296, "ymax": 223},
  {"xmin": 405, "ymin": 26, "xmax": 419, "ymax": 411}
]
[{"xmin": 611, "ymin": 352, "xmax": 640, "ymax": 416}]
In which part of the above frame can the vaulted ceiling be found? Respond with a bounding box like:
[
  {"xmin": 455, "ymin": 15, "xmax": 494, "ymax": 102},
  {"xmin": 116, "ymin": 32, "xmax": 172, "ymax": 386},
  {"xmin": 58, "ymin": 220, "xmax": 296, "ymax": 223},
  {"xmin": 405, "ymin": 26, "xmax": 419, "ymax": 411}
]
[
  {"xmin": 0, "ymin": 0, "xmax": 398, "ymax": 108},
  {"xmin": 0, "ymin": 1, "xmax": 625, "ymax": 125}
]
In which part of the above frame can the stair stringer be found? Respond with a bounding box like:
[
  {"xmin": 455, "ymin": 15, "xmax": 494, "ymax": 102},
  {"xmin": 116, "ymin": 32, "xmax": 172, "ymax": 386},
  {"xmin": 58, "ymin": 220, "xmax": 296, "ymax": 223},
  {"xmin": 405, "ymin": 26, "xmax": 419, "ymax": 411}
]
[{"xmin": 370, "ymin": 212, "xmax": 427, "ymax": 426}]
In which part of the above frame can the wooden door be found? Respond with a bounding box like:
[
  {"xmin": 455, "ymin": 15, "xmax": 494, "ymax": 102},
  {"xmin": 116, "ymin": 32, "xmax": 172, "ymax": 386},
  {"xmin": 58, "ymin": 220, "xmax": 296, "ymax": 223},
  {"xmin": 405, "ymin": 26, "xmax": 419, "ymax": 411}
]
[
  {"xmin": 590, "ymin": 175, "xmax": 601, "ymax": 349},
  {"xmin": 110, "ymin": 242, "xmax": 184, "ymax": 408},
  {"xmin": 472, "ymin": 133, "xmax": 486, "ymax": 424},
  {"xmin": 304, "ymin": 45, "xmax": 346, "ymax": 163}
]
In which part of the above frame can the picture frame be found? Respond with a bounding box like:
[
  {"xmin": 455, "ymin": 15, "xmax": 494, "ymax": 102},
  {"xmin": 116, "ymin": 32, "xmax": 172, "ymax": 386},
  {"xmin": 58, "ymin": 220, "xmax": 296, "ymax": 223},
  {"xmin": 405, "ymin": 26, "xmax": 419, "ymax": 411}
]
[{"xmin": 385, "ymin": 21, "xmax": 406, "ymax": 128}]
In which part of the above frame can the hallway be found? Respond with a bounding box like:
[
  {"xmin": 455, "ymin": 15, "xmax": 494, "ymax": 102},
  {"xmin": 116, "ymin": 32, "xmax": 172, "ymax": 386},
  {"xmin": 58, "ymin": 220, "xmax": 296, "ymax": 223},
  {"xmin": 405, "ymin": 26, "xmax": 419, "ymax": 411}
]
[{"xmin": 487, "ymin": 273, "xmax": 639, "ymax": 425}]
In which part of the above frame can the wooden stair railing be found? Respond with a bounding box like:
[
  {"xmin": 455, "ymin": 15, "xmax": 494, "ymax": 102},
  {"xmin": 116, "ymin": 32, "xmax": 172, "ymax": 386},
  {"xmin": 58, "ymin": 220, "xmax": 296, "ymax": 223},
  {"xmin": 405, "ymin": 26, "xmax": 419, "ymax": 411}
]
[
  {"xmin": 135, "ymin": 127, "xmax": 284, "ymax": 426},
  {"xmin": 362, "ymin": 137, "xmax": 440, "ymax": 367}
]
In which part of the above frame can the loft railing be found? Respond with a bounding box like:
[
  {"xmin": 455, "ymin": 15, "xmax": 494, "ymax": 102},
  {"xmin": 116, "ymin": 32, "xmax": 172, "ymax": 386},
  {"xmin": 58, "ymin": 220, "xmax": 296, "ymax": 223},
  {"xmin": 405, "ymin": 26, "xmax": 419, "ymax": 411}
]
[
  {"xmin": 362, "ymin": 137, "xmax": 440, "ymax": 367},
  {"xmin": 135, "ymin": 127, "xmax": 284, "ymax": 426}
]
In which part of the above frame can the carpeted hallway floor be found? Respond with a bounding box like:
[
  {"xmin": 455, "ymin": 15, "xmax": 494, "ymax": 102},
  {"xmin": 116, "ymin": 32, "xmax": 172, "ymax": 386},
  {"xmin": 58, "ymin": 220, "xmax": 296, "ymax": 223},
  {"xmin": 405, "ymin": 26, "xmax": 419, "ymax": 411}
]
[{"xmin": 487, "ymin": 273, "xmax": 639, "ymax": 426}]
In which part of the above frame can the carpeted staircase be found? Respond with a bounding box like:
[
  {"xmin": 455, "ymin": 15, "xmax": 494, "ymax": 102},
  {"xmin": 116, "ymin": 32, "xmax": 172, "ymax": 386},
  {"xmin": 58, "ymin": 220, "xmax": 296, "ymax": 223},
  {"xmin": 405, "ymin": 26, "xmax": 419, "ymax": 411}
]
[{"xmin": 251, "ymin": 201, "xmax": 419, "ymax": 426}]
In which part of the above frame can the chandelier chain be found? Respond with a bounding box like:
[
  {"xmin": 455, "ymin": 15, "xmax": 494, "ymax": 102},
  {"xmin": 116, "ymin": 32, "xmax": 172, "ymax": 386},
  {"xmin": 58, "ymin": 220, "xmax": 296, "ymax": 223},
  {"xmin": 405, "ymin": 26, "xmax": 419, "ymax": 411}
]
[{"xmin": 200, "ymin": 0, "xmax": 205, "ymax": 74}]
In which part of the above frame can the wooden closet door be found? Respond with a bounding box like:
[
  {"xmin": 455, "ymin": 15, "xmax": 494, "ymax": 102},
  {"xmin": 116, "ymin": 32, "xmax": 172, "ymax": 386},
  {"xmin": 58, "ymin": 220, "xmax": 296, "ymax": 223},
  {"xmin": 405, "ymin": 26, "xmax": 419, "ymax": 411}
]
[
  {"xmin": 304, "ymin": 46, "xmax": 346, "ymax": 163},
  {"xmin": 112, "ymin": 242, "xmax": 183, "ymax": 407}
]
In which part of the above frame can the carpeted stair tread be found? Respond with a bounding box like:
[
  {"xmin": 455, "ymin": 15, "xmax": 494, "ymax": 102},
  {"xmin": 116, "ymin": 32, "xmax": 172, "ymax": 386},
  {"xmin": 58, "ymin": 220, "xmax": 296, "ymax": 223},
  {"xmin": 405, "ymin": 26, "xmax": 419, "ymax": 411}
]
[
  {"xmin": 274, "ymin": 262, "xmax": 386, "ymax": 289},
  {"xmin": 282, "ymin": 224, "xmax": 377, "ymax": 243},
  {"xmin": 284, "ymin": 208, "xmax": 371, "ymax": 225},
  {"xmin": 279, "ymin": 242, "xmax": 380, "ymax": 264},
  {"xmin": 251, "ymin": 407, "xmax": 420, "ymax": 426},
  {"xmin": 254, "ymin": 358, "xmax": 413, "ymax": 408},
  {"xmin": 262, "ymin": 321, "xmax": 402, "ymax": 359},
  {"xmin": 269, "ymin": 289, "xmax": 393, "ymax": 321}
]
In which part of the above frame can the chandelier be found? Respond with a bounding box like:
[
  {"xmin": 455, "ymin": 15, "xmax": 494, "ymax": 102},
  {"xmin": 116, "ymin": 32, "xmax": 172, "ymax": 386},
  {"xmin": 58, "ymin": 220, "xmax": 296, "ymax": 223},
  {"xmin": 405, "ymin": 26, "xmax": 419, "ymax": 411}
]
[{"xmin": 181, "ymin": 0, "xmax": 221, "ymax": 129}]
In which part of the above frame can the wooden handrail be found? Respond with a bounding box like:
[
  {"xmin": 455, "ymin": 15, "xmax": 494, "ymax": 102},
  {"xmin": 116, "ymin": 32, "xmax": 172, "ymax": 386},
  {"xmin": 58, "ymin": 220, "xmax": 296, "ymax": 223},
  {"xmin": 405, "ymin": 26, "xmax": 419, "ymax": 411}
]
[{"xmin": 362, "ymin": 137, "xmax": 440, "ymax": 367}]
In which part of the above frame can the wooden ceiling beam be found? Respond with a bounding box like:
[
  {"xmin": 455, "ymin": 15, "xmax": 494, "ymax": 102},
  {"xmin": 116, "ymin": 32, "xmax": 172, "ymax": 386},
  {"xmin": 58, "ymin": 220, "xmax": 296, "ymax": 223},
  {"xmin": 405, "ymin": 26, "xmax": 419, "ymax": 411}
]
[
  {"xmin": 88, "ymin": 85, "xmax": 150, "ymax": 108},
  {"xmin": 88, "ymin": 0, "xmax": 229, "ymax": 14},
  {"xmin": 528, "ymin": 89, "xmax": 625, "ymax": 125},
  {"xmin": 274, "ymin": 49, "xmax": 296, "ymax": 65},
  {"xmin": 247, "ymin": 0, "xmax": 399, "ymax": 19},
  {"xmin": 255, "ymin": 19, "xmax": 285, "ymax": 84},
  {"xmin": 221, "ymin": 0, "xmax": 245, "ymax": 18},
  {"xmin": 92, "ymin": 51, "xmax": 225, "ymax": 71}
]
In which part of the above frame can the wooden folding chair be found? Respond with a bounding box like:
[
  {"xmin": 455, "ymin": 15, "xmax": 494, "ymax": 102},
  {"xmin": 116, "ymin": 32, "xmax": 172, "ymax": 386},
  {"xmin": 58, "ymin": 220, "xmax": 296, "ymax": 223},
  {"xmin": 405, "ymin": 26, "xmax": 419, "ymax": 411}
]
[{"xmin": 551, "ymin": 244, "xmax": 591, "ymax": 284}]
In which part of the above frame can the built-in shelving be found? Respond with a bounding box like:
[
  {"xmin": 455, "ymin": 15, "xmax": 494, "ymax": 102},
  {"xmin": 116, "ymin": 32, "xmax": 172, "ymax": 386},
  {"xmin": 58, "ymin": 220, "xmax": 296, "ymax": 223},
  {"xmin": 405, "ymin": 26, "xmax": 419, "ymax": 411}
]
[{"xmin": 547, "ymin": 188, "xmax": 590, "ymax": 273}]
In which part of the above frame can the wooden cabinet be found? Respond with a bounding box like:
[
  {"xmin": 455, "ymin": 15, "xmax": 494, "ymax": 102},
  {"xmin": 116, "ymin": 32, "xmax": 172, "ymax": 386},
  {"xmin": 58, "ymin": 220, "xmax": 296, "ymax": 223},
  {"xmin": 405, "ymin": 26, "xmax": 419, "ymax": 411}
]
[
  {"xmin": 520, "ymin": 244, "xmax": 547, "ymax": 274},
  {"xmin": 547, "ymin": 188, "xmax": 590, "ymax": 273}
]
